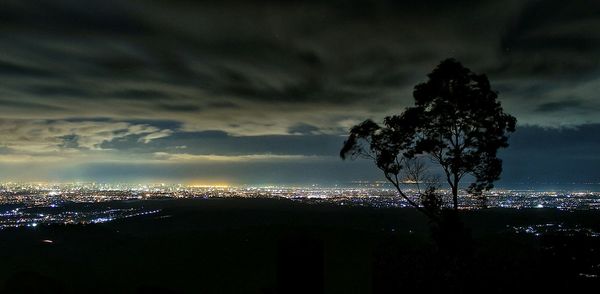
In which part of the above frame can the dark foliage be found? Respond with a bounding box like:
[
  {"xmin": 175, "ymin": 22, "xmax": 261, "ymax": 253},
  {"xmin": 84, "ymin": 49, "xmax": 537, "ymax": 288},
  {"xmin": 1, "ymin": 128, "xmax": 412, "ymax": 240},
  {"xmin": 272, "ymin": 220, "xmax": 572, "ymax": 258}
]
[
  {"xmin": 412, "ymin": 58, "xmax": 516, "ymax": 208},
  {"xmin": 341, "ymin": 58, "xmax": 516, "ymax": 213},
  {"xmin": 420, "ymin": 186, "xmax": 443, "ymax": 216}
]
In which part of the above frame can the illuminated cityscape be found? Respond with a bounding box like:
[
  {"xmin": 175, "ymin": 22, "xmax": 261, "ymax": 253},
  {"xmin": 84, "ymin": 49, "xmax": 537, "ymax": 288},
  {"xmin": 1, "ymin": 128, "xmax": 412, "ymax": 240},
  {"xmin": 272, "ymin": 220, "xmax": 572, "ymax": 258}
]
[{"xmin": 2, "ymin": 182, "xmax": 600, "ymax": 230}]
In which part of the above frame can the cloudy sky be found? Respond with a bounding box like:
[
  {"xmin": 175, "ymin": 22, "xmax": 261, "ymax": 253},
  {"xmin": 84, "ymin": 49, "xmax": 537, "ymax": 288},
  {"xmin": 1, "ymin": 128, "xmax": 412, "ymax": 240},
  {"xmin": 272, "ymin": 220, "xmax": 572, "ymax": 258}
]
[{"xmin": 0, "ymin": 0, "xmax": 599, "ymax": 187}]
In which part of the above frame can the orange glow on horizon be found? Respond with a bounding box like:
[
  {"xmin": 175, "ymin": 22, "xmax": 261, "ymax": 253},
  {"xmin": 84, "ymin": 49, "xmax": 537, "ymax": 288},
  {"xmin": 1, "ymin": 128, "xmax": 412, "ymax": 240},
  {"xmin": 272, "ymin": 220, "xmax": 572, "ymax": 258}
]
[{"xmin": 186, "ymin": 181, "xmax": 231, "ymax": 188}]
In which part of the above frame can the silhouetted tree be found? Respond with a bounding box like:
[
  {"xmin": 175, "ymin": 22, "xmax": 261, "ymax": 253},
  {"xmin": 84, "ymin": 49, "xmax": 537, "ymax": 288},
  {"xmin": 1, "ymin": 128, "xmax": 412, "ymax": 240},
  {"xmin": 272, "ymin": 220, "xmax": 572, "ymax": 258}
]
[
  {"xmin": 340, "ymin": 116, "xmax": 440, "ymax": 220},
  {"xmin": 411, "ymin": 59, "xmax": 516, "ymax": 209},
  {"xmin": 341, "ymin": 58, "xmax": 516, "ymax": 216}
]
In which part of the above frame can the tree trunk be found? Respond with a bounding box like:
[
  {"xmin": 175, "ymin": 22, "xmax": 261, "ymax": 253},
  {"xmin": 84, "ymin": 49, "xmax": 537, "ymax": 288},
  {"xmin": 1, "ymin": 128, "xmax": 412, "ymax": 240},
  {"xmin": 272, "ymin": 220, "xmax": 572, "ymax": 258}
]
[
  {"xmin": 452, "ymin": 185, "xmax": 458, "ymax": 210},
  {"xmin": 452, "ymin": 174, "xmax": 459, "ymax": 210}
]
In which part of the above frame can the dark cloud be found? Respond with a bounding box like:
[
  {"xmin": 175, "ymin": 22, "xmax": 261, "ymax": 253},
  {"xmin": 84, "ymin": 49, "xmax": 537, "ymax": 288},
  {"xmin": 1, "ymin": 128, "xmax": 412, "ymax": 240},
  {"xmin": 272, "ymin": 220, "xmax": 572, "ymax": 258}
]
[
  {"xmin": 110, "ymin": 89, "xmax": 169, "ymax": 101},
  {"xmin": 26, "ymin": 84, "xmax": 92, "ymax": 97},
  {"xmin": 536, "ymin": 100, "xmax": 586, "ymax": 113},
  {"xmin": 2, "ymin": 0, "xmax": 598, "ymax": 126},
  {"xmin": 100, "ymin": 130, "xmax": 344, "ymax": 157},
  {"xmin": 0, "ymin": 98, "xmax": 66, "ymax": 111},
  {"xmin": 206, "ymin": 101, "xmax": 240, "ymax": 109},
  {"xmin": 498, "ymin": 0, "xmax": 600, "ymax": 77},
  {"xmin": 288, "ymin": 123, "xmax": 321, "ymax": 135},
  {"xmin": 58, "ymin": 134, "xmax": 80, "ymax": 149},
  {"xmin": 122, "ymin": 119, "xmax": 184, "ymax": 130},
  {"xmin": 0, "ymin": 60, "xmax": 54, "ymax": 78},
  {"xmin": 155, "ymin": 103, "xmax": 202, "ymax": 113},
  {"xmin": 0, "ymin": 0, "xmax": 149, "ymax": 34}
]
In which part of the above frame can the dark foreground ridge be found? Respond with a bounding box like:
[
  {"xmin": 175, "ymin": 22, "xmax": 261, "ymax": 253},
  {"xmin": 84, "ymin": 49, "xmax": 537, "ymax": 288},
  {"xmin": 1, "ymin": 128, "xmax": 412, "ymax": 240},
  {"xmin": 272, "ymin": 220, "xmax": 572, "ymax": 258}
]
[{"xmin": 1, "ymin": 198, "xmax": 599, "ymax": 293}]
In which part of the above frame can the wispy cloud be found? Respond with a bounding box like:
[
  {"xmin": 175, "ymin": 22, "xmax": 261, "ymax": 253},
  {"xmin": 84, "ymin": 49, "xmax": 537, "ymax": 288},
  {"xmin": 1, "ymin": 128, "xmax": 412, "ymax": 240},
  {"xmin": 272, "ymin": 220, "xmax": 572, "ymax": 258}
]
[
  {"xmin": 151, "ymin": 152, "xmax": 323, "ymax": 162},
  {"xmin": 0, "ymin": 119, "xmax": 173, "ymax": 154}
]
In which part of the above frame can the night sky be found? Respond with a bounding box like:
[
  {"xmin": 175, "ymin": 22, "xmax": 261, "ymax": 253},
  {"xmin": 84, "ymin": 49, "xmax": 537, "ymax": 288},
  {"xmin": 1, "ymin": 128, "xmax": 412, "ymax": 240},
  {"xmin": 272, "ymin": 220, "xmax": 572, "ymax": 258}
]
[{"xmin": 1, "ymin": 0, "xmax": 599, "ymax": 186}]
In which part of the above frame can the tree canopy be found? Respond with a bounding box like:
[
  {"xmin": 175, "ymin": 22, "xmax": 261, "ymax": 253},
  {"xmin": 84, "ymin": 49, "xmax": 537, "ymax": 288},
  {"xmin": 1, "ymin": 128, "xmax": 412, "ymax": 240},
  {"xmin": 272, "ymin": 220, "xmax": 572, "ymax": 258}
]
[{"xmin": 341, "ymin": 58, "xmax": 516, "ymax": 214}]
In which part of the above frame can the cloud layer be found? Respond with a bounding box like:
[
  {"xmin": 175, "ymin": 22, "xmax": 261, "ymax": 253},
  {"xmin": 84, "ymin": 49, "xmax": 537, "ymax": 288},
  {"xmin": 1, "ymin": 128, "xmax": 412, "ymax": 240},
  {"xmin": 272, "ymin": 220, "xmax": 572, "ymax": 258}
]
[{"xmin": 1, "ymin": 0, "xmax": 599, "ymax": 184}]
